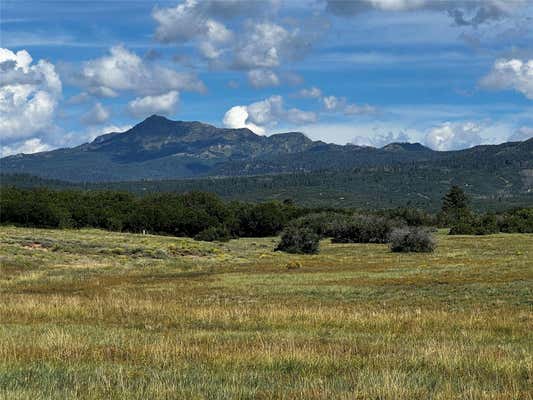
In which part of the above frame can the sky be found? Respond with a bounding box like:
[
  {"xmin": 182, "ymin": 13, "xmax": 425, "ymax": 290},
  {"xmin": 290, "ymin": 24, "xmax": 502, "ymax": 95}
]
[{"xmin": 1, "ymin": 0, "xmax": 533, "ymax": 156}]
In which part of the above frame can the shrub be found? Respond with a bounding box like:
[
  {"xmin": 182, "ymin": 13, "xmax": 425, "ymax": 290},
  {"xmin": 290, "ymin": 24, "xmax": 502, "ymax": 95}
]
[
  {"xmin": 330, "ymin": 215, "xmax": 401, "ymax": 244},
  {"xmin": 389, "ymin": 227, "xmax": 436, "ymax": 253},
  {"xmin": 194, "ymin": 225, "xmax": 231, "ymax": 242},
  {"xmin": 449, "ymin": 214, "xmax": 499, "ymax": 235},
  {"xmin": 275, "ymin": 226, "xmax": 320, "ymax": 254},
  {"xmin": 449, "ymin": 222, "xmax": 476, "ymax": 235},
  {"xmin": 289, "ymin": 212, "xmax": 349, "ymax": 238},
  {"xmin": 379, "ymin": 207, "xmax": 436, "ymax": 227},
  {"xmin": 498, "ymin": 208, "xmax": 533, "ymax": 233},
  {"xmin": 232, "ymin": 201, "xmax": 297, "ymax": 237}
]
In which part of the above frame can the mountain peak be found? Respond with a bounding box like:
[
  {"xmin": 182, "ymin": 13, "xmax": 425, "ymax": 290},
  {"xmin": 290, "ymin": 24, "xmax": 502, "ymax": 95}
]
[
  {"xmin": 78, "ymin": 117, "xmax": 317, "ymax": 166},
  {"xmin": 146, "ymin": 114, "xmax": 168, "ymax": 121},
  {"xmin": 382, "ymin": 142, "xmax": 432, "ymax": 152},
  {"xmin": 134, "ymin": 114, "xmax": 175, "ymax": 129}
]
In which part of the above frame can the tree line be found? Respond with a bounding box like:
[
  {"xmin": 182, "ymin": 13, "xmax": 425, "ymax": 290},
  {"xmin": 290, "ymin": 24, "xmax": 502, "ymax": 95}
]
[
  {"xmin": 0, "ymin": 186, "xmax": 531, "ymax": 246},
  {"xmin": 0, "ymin": 187, "xmax": 309, "ymax": 240}
]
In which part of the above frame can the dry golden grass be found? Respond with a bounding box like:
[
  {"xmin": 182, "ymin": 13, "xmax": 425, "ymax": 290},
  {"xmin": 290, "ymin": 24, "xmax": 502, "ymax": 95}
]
[{"xmin": 0, "ymin": 226, "xmax": 531, "ymax": 399}]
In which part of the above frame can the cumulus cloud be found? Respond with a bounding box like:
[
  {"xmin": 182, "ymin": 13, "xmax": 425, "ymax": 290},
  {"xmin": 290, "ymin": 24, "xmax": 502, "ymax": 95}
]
[
  {"xmin": 152, "ymin": 1, "xmax": 321, "ymax": 76},
  {"xmin": 322, "ymin": 95, "xmax": 376, "ymax": 115},
  {"xmin": 0, "ymin": 48, "xmax": 62, "ymax": 143},
  {"xmin": 247, "ymin": 69, "xmax": 280, "ymax": 88},
  {"xmin": 0, "ymin": 138, "xmax": 51, "ymax": 157},
  {"xmin": 223, "ymin": 105, "xmax": 266, "ymax": 134},
  {"xmin": 424, "ymin": 122, "xmax": 483, "ymax": 151},
  {"xmin": 127, "ymin": 91, "xmax": 179, "ymax": 118},
  {"xmin": 222, "ymin": 95, "xmax": 316, "ymax": 134},
  {"xmin": 234, "ymin": 22, "xmax": 290, "ymax": 69},
  {"xmin": 152, "ymin": 0, "xmax": 257, "ymax": 43},
  {"xmin": 152, "ymin": 0, "xmax": 255, "ymax": 66},
  {"xmin": 65, "ymin": 45, "xmax": 205, "ymax": 97},
  {"xmin": 326, "ymin": 0, "xmax": 523, "ymax": 26},
  {"xmin": 480, "ymin": 58, "xmax": 533, "ymax": 99},
  {"xmin": 81, "ymin": 102, "xmax": 110, "ymax": 125}
]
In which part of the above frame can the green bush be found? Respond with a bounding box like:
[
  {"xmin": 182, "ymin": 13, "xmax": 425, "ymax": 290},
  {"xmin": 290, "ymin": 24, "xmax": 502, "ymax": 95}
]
[
  {"xmin": 379, "ymin": 207, "xmax": 436, "ymax": 227},
  {"xmin": 194, "ymin": 225, "xmax": 231, "ymax": 242},
  {"xmin": 450, "ymin": 214, "xmax": 499, "ymax": 235},
  {"xmin": 498, "ymin": 208, "xmax": 533, "ymax": 233},
  {"xmin": 275, "ymin": 226, "xmax": 320, "ymax": 254},
  {"xmin": 449, "ymin": 221, "xmax": 476, "ymax": 235},
  {"xmin": 330, "ymin": 215, "xmax": 401, "ymax": 244},
  {"xmin": 289, "ymin": 212, "xmax": 349, "ymax": 238},
  {"xmin": 389, "ymin": 227, "xmax": 436, "ymax": 253}
]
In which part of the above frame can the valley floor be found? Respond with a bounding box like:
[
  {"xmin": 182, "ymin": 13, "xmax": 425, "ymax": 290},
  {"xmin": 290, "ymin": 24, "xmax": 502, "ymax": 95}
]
[{"xmin": 0, "ymin": 227, "xmax": 531, "ymax": 399}]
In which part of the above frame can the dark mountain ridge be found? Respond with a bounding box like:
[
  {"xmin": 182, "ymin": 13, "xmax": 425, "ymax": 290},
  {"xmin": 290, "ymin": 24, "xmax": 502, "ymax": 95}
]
[{"xmin": 1, "ymin": 115, "xmax": 532, "ymax": 183}]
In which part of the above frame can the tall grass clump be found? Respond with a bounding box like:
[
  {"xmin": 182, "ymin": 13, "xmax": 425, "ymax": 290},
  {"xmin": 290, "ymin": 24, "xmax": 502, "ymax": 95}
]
[
  {"xmin": 389, "ymin": 227, "xmax": 436, "ymax": 253},
  {"xmin": 275, "ymin": 226, "xmax": 320, "ymax": 254}
]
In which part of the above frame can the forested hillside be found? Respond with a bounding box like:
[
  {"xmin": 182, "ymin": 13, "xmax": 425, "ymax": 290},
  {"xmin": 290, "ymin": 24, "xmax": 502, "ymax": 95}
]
[{"xmin": 3, "ymin": 163, "xmax": 532, "ymax": 211}]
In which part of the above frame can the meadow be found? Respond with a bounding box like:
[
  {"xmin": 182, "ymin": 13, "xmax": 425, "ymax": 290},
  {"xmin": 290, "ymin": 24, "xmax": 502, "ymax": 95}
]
[{"xmin": 0, "ymin": 226, "xmax": 531, "ymax": 399}]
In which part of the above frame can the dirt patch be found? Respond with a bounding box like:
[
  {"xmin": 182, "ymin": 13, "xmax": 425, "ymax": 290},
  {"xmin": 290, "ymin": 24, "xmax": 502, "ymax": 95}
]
[{"xmin": 22, "ymin": 242, "xmax": 49, "ymax": 251}]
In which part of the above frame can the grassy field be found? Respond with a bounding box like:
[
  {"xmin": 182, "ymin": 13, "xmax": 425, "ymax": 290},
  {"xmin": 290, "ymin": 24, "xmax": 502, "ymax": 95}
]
[{"xmin": 0, "ymin": 226, "xmax": 531, "ymax": 399}]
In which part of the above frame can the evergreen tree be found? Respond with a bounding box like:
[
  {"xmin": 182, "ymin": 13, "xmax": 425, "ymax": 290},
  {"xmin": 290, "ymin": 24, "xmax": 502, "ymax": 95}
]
[{"xmin": 440, "ymin": 185, "xmax": 470, "ymax": 225}]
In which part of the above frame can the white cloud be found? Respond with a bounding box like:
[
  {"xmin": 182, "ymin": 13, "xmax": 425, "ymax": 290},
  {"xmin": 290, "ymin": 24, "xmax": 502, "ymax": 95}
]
[
  {"xmin": 286, "ymin": 108, "xmax": 317, "ymax": 124},
  {"xmin": 291, "ymin": 121, "xmax": 423, "ymax": 145},
  {"xmin": 127, "ymin": 91, "xmax": 179, "ymax": 118},
  {"xmin": 292, "ymin": 114, "xmax": 521, "ymax": 148},
  {"xmin": 480, "ymin": 58, "xmax": 533, "ymax": 99},
  {"xmin": 223, "ymin": 105, "xmax": 266, "ymax": 135},
  {"xmin": 153, "ymin": 0, "xmax": 318, "ymax": 71},
  {"xmin": 322, "ymin": 95, "xmax": 376, "ymax": 115},
  {"xmin": 232, "ymin": 21, "xmax": 316, "ymax": 70},
  {"xmin": 296, "ymin": 86, "xmax": 322, "ymax": 98},
  {"xmin": 66, "ymin": 45, "xmax": 205, "ymax": 97},
  {"xmin": 326, "ymin": 0, "xmax": 524, "ymax": 26},
  {"xmin": 246, "ymin": 95, "xmax": 285, "ymax": 126},
  {"xmin": 424, "ymin": 121, "xmax": 483, "ymax": 150},
  {"xmin": 0, "ymin": 138, "xmax": 51, "ymax": 157},
  {"xmin": 0, "ymin": 48, "xmax": 62, "ymax": 143},
  {"xmin": 222, "ymin": 95, "xmax": 316, "ymax": 134},
  {"xmin": 234, "ymin": 22, "xmax": 289, "ymax": 69},
  {"xmin": 153, "ymin": 0, "xmax": 235, "ymax": 43},
  {"xmin": 81, "ymin": 102, "xmax": 110, "ymax": 125},
  {"xmin": 152, "ymin": 0, "xmax": 236, "ymax": 65},
  {"xmin": 247, "ymin": 69, "xmax": 280, "ymax": 88}
]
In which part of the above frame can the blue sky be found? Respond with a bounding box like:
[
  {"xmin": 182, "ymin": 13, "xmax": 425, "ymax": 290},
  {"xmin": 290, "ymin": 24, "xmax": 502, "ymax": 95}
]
[{"xmin": 1, "ymin": 0, "xmax": 533, "ymax": 156}]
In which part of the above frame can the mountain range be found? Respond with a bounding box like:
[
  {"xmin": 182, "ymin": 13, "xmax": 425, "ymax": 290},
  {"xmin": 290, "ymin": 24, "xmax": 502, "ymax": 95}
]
[{"xmin": 2, "ymin": 115, "xmax": 532, "ymax": 185}]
